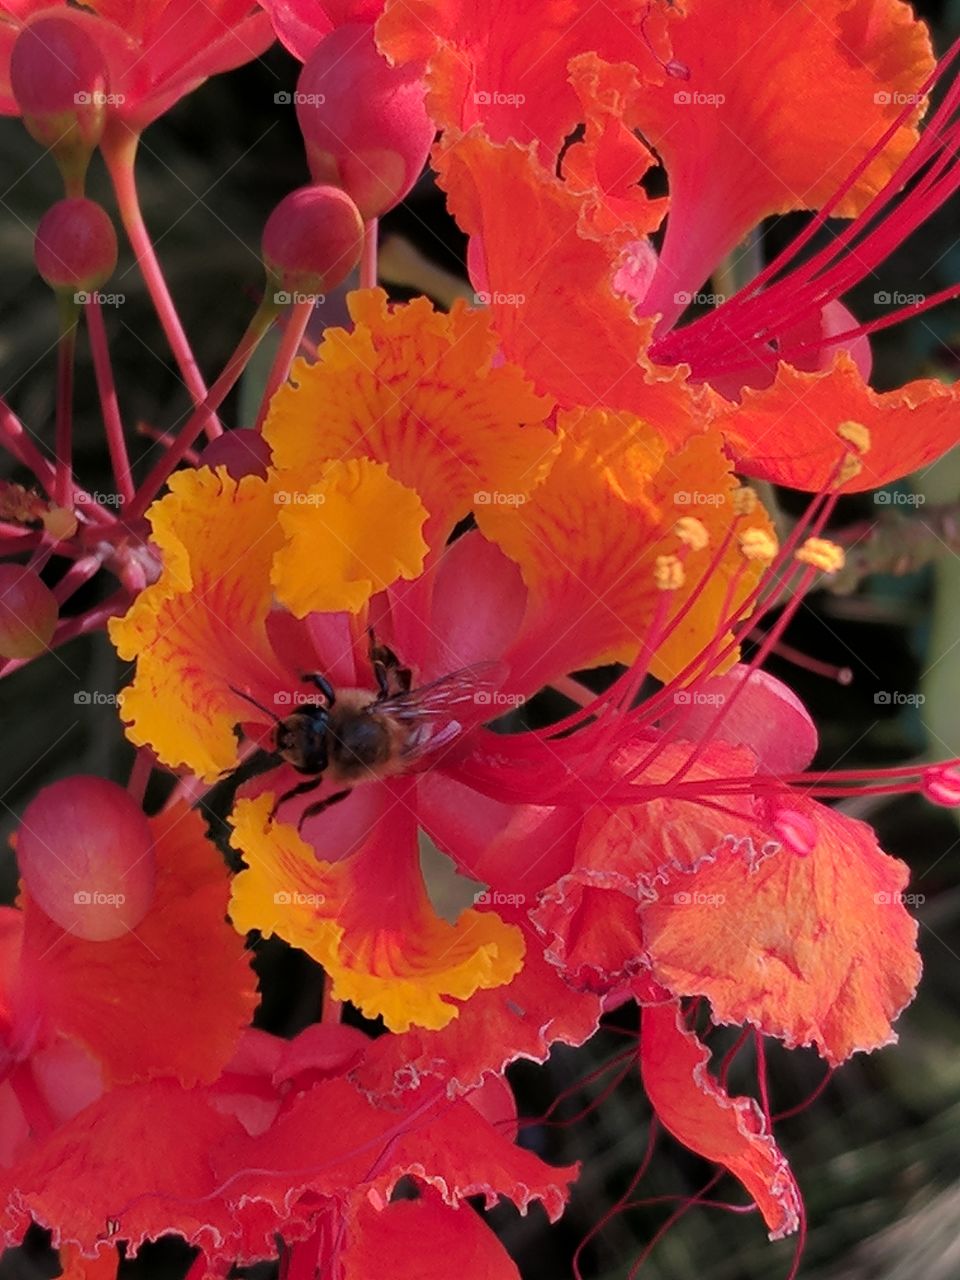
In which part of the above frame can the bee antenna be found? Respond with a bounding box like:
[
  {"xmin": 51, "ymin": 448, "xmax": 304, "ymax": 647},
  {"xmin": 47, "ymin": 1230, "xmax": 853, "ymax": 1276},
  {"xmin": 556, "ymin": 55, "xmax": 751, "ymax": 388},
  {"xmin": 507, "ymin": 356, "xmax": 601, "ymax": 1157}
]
[{"xmin": 229, "ymin": 684, "xmax": 281, "ymax": 723}]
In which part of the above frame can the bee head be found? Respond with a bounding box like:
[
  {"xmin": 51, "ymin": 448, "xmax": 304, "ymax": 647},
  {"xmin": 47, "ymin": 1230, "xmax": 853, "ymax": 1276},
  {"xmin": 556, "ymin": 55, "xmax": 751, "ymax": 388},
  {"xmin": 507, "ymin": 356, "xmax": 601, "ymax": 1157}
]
[{"xmin": 275, "ymin": 708, "xmax": 330, "ymax": 773}]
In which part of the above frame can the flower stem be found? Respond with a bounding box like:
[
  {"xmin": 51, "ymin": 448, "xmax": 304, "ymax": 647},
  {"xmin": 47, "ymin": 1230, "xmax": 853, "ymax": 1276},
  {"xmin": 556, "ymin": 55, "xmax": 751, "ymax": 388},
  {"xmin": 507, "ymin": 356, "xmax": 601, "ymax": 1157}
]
[
  {"xmin": 360, "ymin": 217, "xmax": 378, "ymax": 289},
  {"xmin": 85, "ymin": 296, "xmax": 135, "ymax": 505},
  {"xmin": 254, "ymin": 298, "xmax": 314, "ymax": 429},
  {"xmin": 128, "ymin": 299, "xmax": 279, "ymax": 520},
  {"xmin": 54, "ymin": 297, "xmax": 79, "ymax": 509},
  {"xmin": 102, "ymin": 125, "xmax": 222, "ymax": 440}
]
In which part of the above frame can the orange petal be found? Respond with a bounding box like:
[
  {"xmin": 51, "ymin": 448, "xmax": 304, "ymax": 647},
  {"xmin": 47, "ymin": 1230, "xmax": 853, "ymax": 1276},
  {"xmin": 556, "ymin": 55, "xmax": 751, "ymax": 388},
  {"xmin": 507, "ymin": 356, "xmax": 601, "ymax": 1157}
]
[
  {"xmin": 109, "ymin": 466, "xmax": 288, "ymax": 781},
  {"xmin": 639, "ymin": 797, "xmax": 921, "ymax": 1064},
  {"xmin": 228, "ymin": 789, "xmax": 525, "ymax": 1032},
  {"xmin": 263, "ymin": 288, "xmax": 555, "ymax": 546},
  {"xmin": 344, "ymin": 1195, "xmax": 519, "ymax": 1280},
  {"xmin": 630, "ymin": 0, "xmax": 934, "ymax": 316},
  {"xmin": 476, "ymin": 410, "xmax": 771, "ymax": 688},
  {"xmin": 436, "ymin": 133, "xmax": 704, "ymax": 435},
  {"xmin": 21, "ymin": 804, "xmax": 257, "ymax": 1087},
  {"xmin": 376, "ymin": 0, "xmax": 671, "ymax": 162},
  {"xmin": 271, "ymin": 457, "xmax": 429, "ymax": 617},
  {"xmin": 640, "ymin": 1002, "xmax": 801, "ymax": 1239},
  {"xmin": 714, "ymin": 352, "xmax": 960, "ymax": 493},
  {"xmin": 58, "ymin": 1245, "xmax": 119, "ymax": 1280}
]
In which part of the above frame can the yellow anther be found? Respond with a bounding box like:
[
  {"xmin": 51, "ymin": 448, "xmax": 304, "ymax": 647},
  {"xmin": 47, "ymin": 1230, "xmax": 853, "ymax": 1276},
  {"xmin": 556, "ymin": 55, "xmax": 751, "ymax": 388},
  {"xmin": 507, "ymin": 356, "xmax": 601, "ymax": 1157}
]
[
  {"xmin": 655, "ymin": 554, "xmax": 685, "ymax": 590},
  {"xmin": 836, "ymin": 453, "xmax": 864, "ymax": 488},
  {"xmin": 675, "ymin": 516, "xmax": 709, "ymax": 551},
  {"xmin": 837, "ymin": 420, "xmax": 871, "ymax": 455},
  {"xmin": 731, "ymin": 485, "xmax": 758, "ymax": 516},
  {"xmin": 796, "ymin": 537, "xmax": 845, "ymax": 574},
  {"xmin": 738, "ymin": 527, "xmax": 778, "ymax": 563}
]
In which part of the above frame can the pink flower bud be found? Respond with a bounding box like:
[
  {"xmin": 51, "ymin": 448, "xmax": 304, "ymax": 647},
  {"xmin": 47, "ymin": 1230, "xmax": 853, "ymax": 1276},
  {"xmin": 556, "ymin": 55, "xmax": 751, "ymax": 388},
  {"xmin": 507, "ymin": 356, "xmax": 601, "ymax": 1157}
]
[
  {"xmin": 17, "ymin": 777, "xmax": 156, "ymax": 941},
  {"xmin": 296, "ymin": 24, "xmax": 434, "ymax": 219},
  {"xmin": 10, "ymin": 19, "xmax": 108, "ymax": 154},
  {"xmin": 34, "ymin": 198, "xmax": 118, "ymax": 292},
  {"xmin": 262, "ymin": 184, "xmax": 364, "ymax": 298},
  {"xmin": 0, "ymin": 565, "xmax": 58, "ymax": 659},
  {"xmin": 198, "ymin": 429, "xmax": 272, "ymax": 480}
]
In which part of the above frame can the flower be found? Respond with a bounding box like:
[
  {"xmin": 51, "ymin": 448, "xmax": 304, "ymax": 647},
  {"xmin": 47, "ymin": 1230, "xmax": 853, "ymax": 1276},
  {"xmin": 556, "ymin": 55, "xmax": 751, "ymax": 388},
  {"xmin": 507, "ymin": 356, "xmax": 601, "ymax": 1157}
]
[
  {"xmin": 398, "ymin": 0, "xmax": 960, "ymax": 494},
  {"xmin": 0, "ymin": 0, "xmax": 274, "ymax": 132},
  {"xmin": 109, "ymin": 287, "xmax": 770, "ymax": 1033}
]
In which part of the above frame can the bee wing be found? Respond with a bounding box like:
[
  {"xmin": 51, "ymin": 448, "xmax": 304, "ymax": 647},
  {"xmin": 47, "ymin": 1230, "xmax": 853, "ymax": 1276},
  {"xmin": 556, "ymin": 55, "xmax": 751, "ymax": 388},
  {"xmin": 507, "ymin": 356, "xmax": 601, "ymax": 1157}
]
[{"xmin": 376, "ymin": 660, "xmax": 510, "ymax": 760}]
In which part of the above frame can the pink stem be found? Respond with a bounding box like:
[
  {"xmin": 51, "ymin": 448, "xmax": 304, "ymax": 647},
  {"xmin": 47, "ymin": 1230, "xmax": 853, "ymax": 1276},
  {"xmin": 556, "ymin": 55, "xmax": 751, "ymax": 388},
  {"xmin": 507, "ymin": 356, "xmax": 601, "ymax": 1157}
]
[
  {"xmin": 127, "ymin": 748, "xmax": 154, "ymax": 807},
  {"xmin": 360, "ymin": 217, "xmax": 378, "ymax": 289},
  {"xmin": 54, "ymin": 313, "xmax": 78, "ymax": 508},
  {"xmin": 85, "ymin": 296, "xmax": 135, "ymax": 504},
  {"xmin": 254, "ymin": 298, "xmax": 314, "ymax": 429},
  {"xmin": 102, "ymin": 125, "xmax": 222, "ymax": 441},
  {"xmin": 128, "ymin": 304, "xmax": 277, "ymax": 520}
]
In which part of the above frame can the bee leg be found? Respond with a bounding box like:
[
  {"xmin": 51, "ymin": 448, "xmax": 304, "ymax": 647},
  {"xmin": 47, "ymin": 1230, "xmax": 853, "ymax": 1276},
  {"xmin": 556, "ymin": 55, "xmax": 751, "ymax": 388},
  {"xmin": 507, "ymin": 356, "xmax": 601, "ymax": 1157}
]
[
  {"xmin": 297, "ymin": 788, "xmax": 351, "ymax": 831},
  {"xmin": 300, "ymin": 672, "xmax": 336, "ymax": 707},
  {"xmin": 268, "ymin": 775, "xmax": 325, "ymax": 823},
  {"xmin": 367, "ymin": 628, "xmax": 412, "ymax": 697}
]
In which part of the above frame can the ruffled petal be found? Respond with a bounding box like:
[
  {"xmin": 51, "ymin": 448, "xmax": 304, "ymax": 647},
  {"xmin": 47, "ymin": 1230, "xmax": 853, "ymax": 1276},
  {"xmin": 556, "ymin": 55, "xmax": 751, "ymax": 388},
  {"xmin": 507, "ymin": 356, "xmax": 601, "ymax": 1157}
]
[
  {"xmin": 109, "ymin": 467, "xmax": 289, "ymax": 781},
  {"xmin": 343, "ymin": 1194, "xmax": 520, "ymax": 1280},
  {"xmin": 377, "ymin": 0, "xmax": 670, "ymax": 162},
  {"xmin": 228, "ymin": 789, "xmax": 524, "ymax": 1032},
  {"xmin": 476, "ymin": 410, "xmax": 771, "ymax": 688},
  {"xmin": 264, "ymin": 289, "xmax": 555, "ymax": 546},
  {"xmin": 714, "ymin": 353, "xmax": 960, "ymax": 493},
  {"xmin": 638, "ymin": 797, "xmax": 922, "ymax": 1064},
  {"xmin": 21, "ymin": 804, "xmax": 257, "ymax": 1086},
  {"xmin": 631, "ymin": 0, "xmax": 935, "ymax": 321},
  {"xmin": 640, "ymin": 1003, "xmax": 801, "ymax": 1239},
  {"xmin": 271, "ymin": 458, "xmax": 429, "ymax": 616},
  {"xmin": 353, "ymin": 945, "xmax": 601, "ymax": 1100},
  {"xmin": 436, "ymin": 133, "xmax": 705, "ymax": 433}
]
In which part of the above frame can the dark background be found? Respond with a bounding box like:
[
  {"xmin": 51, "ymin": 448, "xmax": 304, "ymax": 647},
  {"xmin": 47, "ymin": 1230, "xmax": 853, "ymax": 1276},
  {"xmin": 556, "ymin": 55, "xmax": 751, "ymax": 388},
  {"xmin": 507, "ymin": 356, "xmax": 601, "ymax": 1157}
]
[{"xmin": 2, "ymin": 2, "xmax": 960, "ymax": 1276}]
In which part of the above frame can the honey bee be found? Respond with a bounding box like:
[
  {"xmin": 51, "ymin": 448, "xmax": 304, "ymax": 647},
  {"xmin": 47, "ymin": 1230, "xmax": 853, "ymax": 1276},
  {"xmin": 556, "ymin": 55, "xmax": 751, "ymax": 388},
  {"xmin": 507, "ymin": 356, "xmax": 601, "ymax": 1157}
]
[{"xmin": 232, "ymin": 633, "xmax": 505, "ymax": 830}]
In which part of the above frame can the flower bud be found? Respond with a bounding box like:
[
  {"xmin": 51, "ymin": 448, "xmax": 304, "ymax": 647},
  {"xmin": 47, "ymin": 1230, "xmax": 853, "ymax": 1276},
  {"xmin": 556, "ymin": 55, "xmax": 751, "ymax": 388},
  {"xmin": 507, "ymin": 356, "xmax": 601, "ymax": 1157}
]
[
  {"xmin": 262, "ymin": 184, "xmax": 364, "ymax": 299},
  {"xmin": 34, "ymin": 198, "xmax": 118, "ymax": 292},
  {"xmin": 296, "ymin": 24, "xmax": 434, "ymax": 219},
  {"xmin": 10, "ymin": 19, "xmax": 108, "ymax": 176},
  {"xmin": 0, "ymin": 565, "xmax": 58, "ymax": 659},
  {"xmin": 17, "ymin": 777, "xmax": 156, "ymax": 941},
  {"xmin": 198, "ymin": 429, "xmax": 272, "ymax": 480}
]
